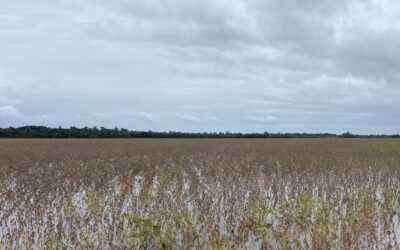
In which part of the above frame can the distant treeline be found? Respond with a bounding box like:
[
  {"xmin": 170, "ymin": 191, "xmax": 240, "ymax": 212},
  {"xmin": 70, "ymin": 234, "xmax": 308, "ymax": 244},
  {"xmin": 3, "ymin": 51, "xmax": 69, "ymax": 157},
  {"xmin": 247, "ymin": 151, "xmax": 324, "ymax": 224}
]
[{"xmin": 0, "ymin": 126, "xmax": 399, "ymax": 139}]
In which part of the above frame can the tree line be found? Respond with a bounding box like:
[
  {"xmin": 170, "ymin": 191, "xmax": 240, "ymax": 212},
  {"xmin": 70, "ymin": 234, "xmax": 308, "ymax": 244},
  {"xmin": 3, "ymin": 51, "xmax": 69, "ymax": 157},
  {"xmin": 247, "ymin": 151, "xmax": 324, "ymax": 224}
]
[{"xmin": 0, "ymin": 126, "xmax": 398, "ymax": 138}]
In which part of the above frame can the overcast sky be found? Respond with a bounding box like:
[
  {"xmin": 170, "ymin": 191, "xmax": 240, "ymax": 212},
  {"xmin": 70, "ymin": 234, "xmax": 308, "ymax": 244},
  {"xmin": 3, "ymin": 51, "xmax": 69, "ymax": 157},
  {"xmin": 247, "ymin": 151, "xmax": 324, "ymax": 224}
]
[{"xmin": 1, "ymin": 0, "xmax": 399, "ymax": 134}]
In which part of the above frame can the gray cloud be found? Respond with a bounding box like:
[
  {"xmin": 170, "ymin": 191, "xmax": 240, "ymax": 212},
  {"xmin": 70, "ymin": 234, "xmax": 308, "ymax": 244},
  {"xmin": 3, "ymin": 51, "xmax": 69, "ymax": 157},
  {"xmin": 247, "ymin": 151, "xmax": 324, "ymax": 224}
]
[{"xmin": 0, "ymin": 0, "xmax": 399, "ymax": 134}]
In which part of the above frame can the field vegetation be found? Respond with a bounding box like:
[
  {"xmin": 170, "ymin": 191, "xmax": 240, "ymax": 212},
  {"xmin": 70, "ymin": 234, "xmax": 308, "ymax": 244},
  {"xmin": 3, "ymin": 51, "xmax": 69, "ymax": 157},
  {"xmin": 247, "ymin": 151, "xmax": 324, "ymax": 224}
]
[{"xmin": 1, "ymin": 139, "xmax": 400, "ymax": 249}]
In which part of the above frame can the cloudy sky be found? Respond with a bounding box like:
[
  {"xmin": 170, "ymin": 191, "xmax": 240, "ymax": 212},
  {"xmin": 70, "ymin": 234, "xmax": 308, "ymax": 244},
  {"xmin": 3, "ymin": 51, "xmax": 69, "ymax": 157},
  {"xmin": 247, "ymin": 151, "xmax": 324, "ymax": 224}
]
[{"xmin": 1, "ymin": 0, "xmax": 399, "ymax": 134}]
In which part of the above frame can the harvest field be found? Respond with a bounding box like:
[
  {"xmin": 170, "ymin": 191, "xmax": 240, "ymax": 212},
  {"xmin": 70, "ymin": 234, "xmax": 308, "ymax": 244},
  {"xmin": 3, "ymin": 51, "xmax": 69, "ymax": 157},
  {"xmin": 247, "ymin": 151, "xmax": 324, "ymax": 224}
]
[{"xmin": 1, "ymin": 139, "xmax": 400, "ymax": 249}]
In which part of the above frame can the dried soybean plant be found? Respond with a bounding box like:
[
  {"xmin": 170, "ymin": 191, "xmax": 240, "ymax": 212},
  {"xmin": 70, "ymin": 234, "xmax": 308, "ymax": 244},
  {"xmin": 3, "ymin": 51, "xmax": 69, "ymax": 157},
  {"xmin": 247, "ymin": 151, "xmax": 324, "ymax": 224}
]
[{"xmin": 0, "ymin": 138, "xmax": 400, "ymax": 249}]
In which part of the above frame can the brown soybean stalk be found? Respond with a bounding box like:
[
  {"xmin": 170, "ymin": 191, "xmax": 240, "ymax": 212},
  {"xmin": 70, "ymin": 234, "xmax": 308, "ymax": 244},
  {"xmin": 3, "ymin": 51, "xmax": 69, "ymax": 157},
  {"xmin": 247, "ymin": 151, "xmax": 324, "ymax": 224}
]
[{"xmin": 0, "ymin": 138, "xmax": 400, "ymax": 249}]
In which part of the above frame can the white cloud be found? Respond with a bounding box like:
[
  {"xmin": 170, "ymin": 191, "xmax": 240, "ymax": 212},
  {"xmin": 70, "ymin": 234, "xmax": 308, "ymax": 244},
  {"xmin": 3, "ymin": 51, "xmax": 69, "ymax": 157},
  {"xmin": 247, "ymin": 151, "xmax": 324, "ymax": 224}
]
[
  {"xmin": 0, "ymin": 105, "xmax": 25, "ymax": 120},
  {"xmin": 30, "ymin": 114, "xmax": 50, "ymax": 120},
  {"xmin": 0, "ymin": 105, "xmax": 52, "ymax": 127},
  {"xmin": 0, "ymin": 97, "xmax": 23, "ymax": 106},
  {"xmin": 93, "ymin": 112, "xmax": 112, "ymax": 120},
  {"xmin": 176, "ymin": 113, "xmax": 202, "ymax": 123},
  {"xmin": 243, "ymin": 115, "xmax": 277, "ymax": 124},
  {"xmin": 204, "ymin": 116, "xmax": 220, "ymax": 122},
  {"xmin": 128, "ymin": 112, "xmax": 155, "ymax": 122}
]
